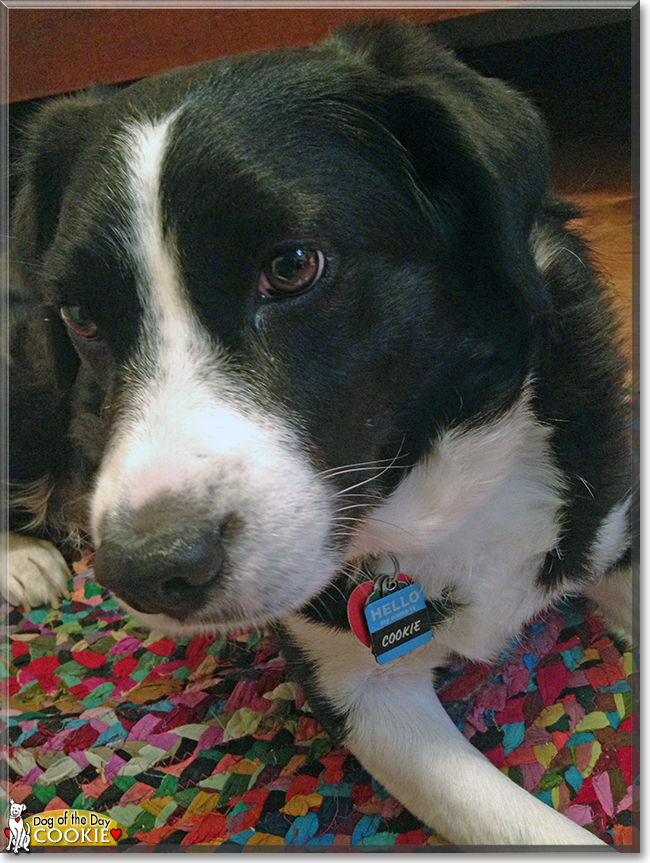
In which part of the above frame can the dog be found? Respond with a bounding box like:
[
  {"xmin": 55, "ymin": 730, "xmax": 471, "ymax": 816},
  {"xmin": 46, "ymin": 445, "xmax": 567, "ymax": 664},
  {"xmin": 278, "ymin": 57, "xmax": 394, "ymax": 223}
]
[
  {"xmin": 5, "ymin": 800, "xmax": 30, "ymax": 853},
  {"xmin": 7, "ymin": 21, "xmax": 631, "ymax": 846}
]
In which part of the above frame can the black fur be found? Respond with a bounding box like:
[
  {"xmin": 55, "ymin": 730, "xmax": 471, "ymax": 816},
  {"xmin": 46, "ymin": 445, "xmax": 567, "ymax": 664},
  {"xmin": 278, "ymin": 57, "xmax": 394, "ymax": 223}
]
[
  {"xmin": 10, "ymin": 21, "xmax": 629, "ymax": 588},
  {"xmin": 6, "ymin": 24, "xmax": 632, "ymax": 846},
  {"xmin": 530, "ymin": 201, "xmax": 630, "ymax": 588},
  {"xmin": 274, "ymin": 623, "xmax": 349, "ymax": 743},
  {"xmin": 301, "ymin": 570, "xmax": 459, "ymax": 634}
]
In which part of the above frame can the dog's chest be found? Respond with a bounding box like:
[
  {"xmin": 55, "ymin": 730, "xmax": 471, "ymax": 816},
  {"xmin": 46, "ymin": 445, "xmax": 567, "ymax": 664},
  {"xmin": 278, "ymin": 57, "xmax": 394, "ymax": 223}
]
[{"xmin": 349, "ymin": 396, "xmax": 565, "ymax": 661}]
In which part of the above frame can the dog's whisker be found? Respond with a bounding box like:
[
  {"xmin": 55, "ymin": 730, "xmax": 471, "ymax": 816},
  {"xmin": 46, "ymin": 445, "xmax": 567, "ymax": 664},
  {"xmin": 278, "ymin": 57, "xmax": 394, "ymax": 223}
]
[
  {"xmin": 337, "ymin": 465, "xmax": 406, "ymax": 496},
  {"xmin": 319, "ymin": 454, "xmax": 409, "ymax": 478},
  {"xmin": 335, "ymin": 492, "xmax": 375, "ymax": 498},
  {"xmin": 363, "ymin": 517, "xmax": 418, "ymax": 539},
  {"xmin": 332, "ymin": 437, "xmax": 411, "ymax": 496},
  {"xmin": 333, "ymin": 502, "xmax": 371, "ymax": 513},
  {"xmin": 322, "ymin": 444, "xmax": 412, "ymax": 485},
  {"xmin": 576, "ymin": 474, "xmax": 596, "ymax": 498}
]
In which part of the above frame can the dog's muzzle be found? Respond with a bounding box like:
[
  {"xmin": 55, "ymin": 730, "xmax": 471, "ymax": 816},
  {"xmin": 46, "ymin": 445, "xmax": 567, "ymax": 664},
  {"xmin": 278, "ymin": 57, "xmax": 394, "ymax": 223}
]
[{"xmin": 93, "ymin": 495, "xmax": 228, "ymax": 619}]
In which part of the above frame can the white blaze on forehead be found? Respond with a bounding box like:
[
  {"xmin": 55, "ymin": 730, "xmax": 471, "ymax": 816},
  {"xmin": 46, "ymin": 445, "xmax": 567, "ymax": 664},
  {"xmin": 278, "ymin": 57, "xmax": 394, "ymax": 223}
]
[
  {"xmin": 121, "ymin": 111, "xmax": 198, "ymax": 350},
  {"xmin": 89, "ymin": 117, "xmax": 338, "ymax": 618},
  {"xmin": 92, "ymin": 113, "xmax": 267, "ymax": 518}
]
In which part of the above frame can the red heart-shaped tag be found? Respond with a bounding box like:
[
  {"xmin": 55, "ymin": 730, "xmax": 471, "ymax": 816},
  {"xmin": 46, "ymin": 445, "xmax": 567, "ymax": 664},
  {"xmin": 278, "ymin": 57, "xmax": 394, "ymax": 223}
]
[
  {"xmin": 110, "ymin": 828, "xmax": 121, "ymax": 841},
  {"xmin": 14, "ymin": 818, "xmax": 20, "ymax": 822},
  {"xmin": 347, "ymin": 573, "xmax": 413, "ymax": 648},
  {"xmin": 347, "ymin": 581, "xmax": 373, "ymax": 647}
]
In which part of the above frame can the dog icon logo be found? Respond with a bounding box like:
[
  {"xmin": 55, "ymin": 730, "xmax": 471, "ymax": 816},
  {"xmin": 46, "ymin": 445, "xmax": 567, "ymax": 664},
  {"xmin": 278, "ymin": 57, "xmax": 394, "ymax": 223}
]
[{"xmin": 4, "ymin": 800, "xmax": 31, "ymax": 854}]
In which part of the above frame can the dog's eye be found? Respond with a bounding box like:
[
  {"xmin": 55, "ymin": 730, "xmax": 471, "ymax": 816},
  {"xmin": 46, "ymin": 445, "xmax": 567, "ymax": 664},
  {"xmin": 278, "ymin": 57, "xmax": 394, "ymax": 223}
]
[
  {"xmin": 258, "ymin": 249, "xmax": 326, "ymax": 297},
  {"xmin": 59, "ymin": 305, "xmax": 100, "ymax": 339}
]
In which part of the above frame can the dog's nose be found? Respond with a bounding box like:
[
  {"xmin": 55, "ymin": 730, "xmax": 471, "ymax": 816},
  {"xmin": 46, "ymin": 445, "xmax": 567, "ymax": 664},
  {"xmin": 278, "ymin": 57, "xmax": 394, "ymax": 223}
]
[{"xmin": 93, "ymin": 498, "xmax": 226, "ymax": 618}]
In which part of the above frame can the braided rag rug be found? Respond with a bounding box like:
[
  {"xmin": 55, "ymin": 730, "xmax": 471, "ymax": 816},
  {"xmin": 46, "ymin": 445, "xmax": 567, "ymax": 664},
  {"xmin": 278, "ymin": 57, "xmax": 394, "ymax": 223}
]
[{"xmin": 2, "ymin": 549, "xmax": 638, "ymax": 851}]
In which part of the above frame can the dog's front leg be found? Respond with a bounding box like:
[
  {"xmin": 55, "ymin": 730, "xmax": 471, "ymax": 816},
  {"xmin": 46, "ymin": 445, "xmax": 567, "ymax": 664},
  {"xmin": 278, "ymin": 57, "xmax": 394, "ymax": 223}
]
[
  {"xmin": 281, "ymin": 615, "xmax": 607, "ymax": 848},
  {"xmin": 4, "ymin": 533, "xmax": 72, "ymax": 610}
]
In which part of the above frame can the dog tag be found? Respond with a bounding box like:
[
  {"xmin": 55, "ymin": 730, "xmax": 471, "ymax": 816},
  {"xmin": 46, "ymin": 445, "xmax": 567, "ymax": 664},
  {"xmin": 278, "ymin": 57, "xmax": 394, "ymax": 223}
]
[
  {"xmin": 364, "ymin": 582, "xmax": 432, "ymax": 664},
  {"xmin": 347, "ymin": 573, "xmax": 413, "ymax": 649}
]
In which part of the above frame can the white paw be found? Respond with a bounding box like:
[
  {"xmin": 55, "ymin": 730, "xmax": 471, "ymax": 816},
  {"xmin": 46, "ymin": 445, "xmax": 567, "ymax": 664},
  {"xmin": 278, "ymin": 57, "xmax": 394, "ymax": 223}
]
[{"xmin": 4, "ymin": 533, "xmax": 72, "ymax": 610}]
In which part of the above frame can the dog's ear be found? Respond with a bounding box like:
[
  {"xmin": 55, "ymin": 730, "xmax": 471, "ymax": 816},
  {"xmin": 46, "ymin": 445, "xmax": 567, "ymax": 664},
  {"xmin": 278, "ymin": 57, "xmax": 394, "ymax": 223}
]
[
  {"xmin": 9, "ymin": 96, "xmax": 102, "ymax": 495},
  {"xmin": 9, "ymin": 263, "xmax": 81, "ymax": 494},
  {"xmin": 327, "ymin": 21, "xmax": 551, "ymax": 341},
  {"xmin": 12, "ymin": 93, "xmax": 102, "ymax": 267}
]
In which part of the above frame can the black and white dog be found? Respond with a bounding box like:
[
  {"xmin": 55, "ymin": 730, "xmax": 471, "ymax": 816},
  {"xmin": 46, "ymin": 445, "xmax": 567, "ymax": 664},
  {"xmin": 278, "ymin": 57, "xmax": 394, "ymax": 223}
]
[{"xmin": 7, "ymin": 22, "xmax": 631, "ymax": 846}]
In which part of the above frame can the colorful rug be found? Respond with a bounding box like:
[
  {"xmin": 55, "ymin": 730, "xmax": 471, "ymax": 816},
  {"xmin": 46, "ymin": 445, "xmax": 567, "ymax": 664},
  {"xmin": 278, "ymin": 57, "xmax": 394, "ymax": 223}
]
[{"xmin": 2, "ymin": 556, "xmax": 638, "ymax": 850}]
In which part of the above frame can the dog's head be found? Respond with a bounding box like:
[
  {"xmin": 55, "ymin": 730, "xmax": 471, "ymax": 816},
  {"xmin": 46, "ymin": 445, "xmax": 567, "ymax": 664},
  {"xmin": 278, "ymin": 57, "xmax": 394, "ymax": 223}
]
[
  {"xmin": 12, "ymin": 22, "xmax": 550, "ymax": 632},
  {"xmin": 9, "ymin": 801, "xmax": 26, "ymax": 820}
]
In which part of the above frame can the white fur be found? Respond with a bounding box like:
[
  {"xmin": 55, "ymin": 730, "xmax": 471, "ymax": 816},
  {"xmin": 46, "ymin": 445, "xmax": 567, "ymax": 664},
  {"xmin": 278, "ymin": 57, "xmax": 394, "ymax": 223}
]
[
  {"xmin": 4, "ymin": 533, "xmax": 71, "ymax": 610},
  {"xmin": 350, "ymin": 393, "xmax": 566, "ymax": 660},
  {"xmin": 89, "ymin": 117, "xmax": 342, "ymax": 632},
  {"xmin": 7, "ymin": 121, "xmax": 622, "ymax": 849},
  {"xmin": 284, "ymin": 616, "xmax": 604, "ymax": 846},
  {"xmin": 581, "ymin": 500, "xmax": 632, "ymax": 644},
  {"xmin": 590, "ymin": 497, "xmax": 630, "ymax": 575},
  {"xmin": 531, "ymin": 221, "xmax": 588, "ymax": 274},
  {"xmin": 350, "ymin": 390, "xmax": 562, "ymax": 555},
  {"xmin": 278, "ymin": 396, "xmax": 608, "ymax": 845}
]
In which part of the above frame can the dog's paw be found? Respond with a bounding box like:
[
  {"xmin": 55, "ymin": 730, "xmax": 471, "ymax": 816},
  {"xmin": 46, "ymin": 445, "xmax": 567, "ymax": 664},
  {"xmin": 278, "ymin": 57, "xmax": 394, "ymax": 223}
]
[{"xmin": 5, "ymin": 533, "xmax": 72, "ymax": 610}]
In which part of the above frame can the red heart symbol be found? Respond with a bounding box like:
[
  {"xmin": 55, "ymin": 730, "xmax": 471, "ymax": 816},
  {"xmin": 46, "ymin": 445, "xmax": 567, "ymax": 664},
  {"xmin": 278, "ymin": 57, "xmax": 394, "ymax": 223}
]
[
  {"xmin": 347, "ymin": 581, "xmax": 373, "ymax": 647},
  {"xmin": 110, "ymin": 829, "xmax": 121, "ymax": 841},
  {"xmin": 14, "ymin": 818, "xmax": 20, "ymax": 822},
  {"xmin": 4, "ymin": 828, "xmax": 9, "ymax": 838}
]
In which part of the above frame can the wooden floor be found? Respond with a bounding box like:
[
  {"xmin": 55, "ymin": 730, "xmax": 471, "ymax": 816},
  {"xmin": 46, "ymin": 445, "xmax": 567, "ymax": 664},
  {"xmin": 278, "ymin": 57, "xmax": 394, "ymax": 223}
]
[{"xmin": 551, "ymin": 136, "xmax": 635, "ymax": 384}]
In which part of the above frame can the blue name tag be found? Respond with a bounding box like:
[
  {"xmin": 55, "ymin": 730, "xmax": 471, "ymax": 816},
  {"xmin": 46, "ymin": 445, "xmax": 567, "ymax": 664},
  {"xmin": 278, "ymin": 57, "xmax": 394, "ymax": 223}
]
[{"xmin": 364, "ymin": 583, "xmax": 432, "ymax": 664}]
